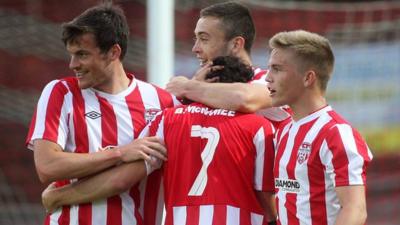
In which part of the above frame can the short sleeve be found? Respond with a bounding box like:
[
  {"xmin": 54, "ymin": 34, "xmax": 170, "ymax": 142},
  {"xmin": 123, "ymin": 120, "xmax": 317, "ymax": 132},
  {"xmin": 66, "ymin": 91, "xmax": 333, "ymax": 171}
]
[
  {"xmin": 26, "ymin": 80, "xmax": 70, "ymax": 150},
  {"xmin": 320, "ymin": 124, "xmax": 372, "ymax": 187}
]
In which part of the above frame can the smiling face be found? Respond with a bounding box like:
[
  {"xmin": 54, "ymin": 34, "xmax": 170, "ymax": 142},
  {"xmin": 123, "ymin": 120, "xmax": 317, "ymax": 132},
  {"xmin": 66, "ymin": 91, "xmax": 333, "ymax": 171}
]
[
  {"xmin": 67, "ymin": 33, "xmax": 114, "ymax": 90},
  {"xmin": 266, "ymin": 48, "xmax": 306, "ymax": 107},
  {"xmin": 192, "ymin": 16, "xmax": 233, "ymax": 67}
]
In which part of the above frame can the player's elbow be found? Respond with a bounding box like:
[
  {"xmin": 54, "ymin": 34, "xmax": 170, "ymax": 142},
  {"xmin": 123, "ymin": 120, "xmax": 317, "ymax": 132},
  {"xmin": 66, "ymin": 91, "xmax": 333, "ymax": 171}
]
[
  {"xmin": 357, "ymin": 205, "xmax": 368, "ymax": 224},
  {"xmin": 342, "ymin": 201, "xmax": 367, "ymax": 225},
  {"xmin": 353, "ymin": 198, "xmax": 367, "ymax": 224},
  {"xmin": 237, "ymin": 100, "xmax": 259, "ymax": 113},
  {"xmin": 35, "ymin": 165, "xmax": 58, "ymax": 184},
  {"xmin": 234, "ymin": 91, "xmax": 259, "ymax": 113}
]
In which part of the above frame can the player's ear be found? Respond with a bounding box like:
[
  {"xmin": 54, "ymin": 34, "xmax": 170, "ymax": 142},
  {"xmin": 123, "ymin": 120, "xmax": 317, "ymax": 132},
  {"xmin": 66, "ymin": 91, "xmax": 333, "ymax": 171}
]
[
  {"xmin": 303, "ymin": 70, "xmax": 317, "ymax": 87},
  {"xmin": 230, "ymin": 36, "xmax": 245, "ymax": 54},
  {"xmin": 108, "ymin": 44, "xmax": 122, "ymax": 60}
]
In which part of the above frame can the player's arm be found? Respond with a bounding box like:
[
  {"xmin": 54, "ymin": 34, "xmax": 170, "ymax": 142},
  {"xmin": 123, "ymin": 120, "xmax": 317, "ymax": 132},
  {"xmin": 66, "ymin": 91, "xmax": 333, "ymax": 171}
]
[
  {"xmin": 34, "ymin": 136, "xmax": 166, "ymax": 184},
  {"xmin": 41, "ymin": 118, "xmax": 166, "ymax": 212},
  {"xmin": 334, "ymin": 185, "xmax": 367, "ymax": 225},
  {"xmin": 34, "ymin": 139, "xmax": 122, "ymax": 184},
  {"xmin": 252, "ymin": 120, "xmax": 277, "ymax": 224},
  {"xmin": 166, "ymin": 76, "xmax": 271, "ymax": 113},
  {"xmin": 42, "ymin": 160, "xmax": 148, "ymax": 212},
  {"xmin": 30, "ymin": 81, "xmax": 123, "ymax": 184},
  {"xmin": 255, "ymin": 191, "xmax": 277, "ymax": 224},
  {"xmin": 323, "ymin": 126, "xmax": 371, "ymax": 225}
]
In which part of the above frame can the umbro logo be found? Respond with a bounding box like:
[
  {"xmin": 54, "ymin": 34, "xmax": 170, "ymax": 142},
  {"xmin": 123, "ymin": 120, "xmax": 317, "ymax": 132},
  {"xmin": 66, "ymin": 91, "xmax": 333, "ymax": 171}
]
[{"xmin": 85, "ymin": 111, "xmax": 102, "ymax": 119}]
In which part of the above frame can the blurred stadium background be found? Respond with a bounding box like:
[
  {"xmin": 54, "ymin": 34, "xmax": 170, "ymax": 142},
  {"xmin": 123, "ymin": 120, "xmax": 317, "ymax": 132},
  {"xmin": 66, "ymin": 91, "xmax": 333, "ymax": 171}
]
[{"xmin": 0, "ymin": 0, "xmax": 399, "ymax": 224}]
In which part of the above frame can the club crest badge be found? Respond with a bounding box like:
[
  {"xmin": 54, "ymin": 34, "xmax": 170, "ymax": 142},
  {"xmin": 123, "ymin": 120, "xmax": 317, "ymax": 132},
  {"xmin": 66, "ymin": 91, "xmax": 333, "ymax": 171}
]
[
  {"xmin": 297, "ymin": 142, "xmax": 311, "ymax": 164},
  {"xmin": 144, "ymin": 108, "xmax": 161, "ymax": 123}
]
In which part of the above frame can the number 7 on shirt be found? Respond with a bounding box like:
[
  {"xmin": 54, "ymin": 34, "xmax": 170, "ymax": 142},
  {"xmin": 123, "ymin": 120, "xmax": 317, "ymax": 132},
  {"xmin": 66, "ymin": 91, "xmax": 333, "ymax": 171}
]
[{"xmin": 188, "ymin": 125, "xmax": 220, "ymax": 196}]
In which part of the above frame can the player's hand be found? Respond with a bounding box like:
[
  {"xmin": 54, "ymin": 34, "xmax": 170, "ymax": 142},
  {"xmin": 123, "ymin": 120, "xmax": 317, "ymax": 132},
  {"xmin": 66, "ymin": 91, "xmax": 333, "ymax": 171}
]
[
  {"xmin": 166, "ymin": 76, "xmax": 190, "ymax": 98},
  {"xmin": 144, "ymin": 156, "xmax": 163, "ymax": 175},
  {"xmin": 119, "ymin": 136, "xmax": 167, "ymax": 163},
  {"xmin": 42, "ymin": 182, "xmax": 58, "ymax": 214},
  {"xmin": 193, "ymin": 61, "xmax": 223, "ymax": 82}
]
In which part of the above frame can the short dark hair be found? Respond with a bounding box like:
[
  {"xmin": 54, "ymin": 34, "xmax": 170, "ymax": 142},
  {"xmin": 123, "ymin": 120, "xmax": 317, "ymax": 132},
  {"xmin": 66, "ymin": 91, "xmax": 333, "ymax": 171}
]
[
  {"xmin": 61, "ymin": 3, "xmax": 129, "ymax": 60},
  {"xmin": 206, "ymin": 56, "xmax": 254, "ymax": 83},
  {"xmin": 200, "ymin": 1, "xmax": 255, "ymax": 54}
]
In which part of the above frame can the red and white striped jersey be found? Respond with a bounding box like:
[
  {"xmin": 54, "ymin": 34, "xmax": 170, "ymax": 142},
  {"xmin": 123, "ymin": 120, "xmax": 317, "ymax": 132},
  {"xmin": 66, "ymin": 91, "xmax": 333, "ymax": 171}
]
[
  {"xmin": 250, "ymin": 68, "xmax": 291, "ymax": 128},
  {"xmin": 273, "ymin": 106, "xmax": 373, "ymax": 225},
  {"xmin": 26, "ymin": 73, "xmax": 179, "ymax": 225},
  {"xmin": 144, "ymin": 102, "xmax": 276, "ymax": 225}
]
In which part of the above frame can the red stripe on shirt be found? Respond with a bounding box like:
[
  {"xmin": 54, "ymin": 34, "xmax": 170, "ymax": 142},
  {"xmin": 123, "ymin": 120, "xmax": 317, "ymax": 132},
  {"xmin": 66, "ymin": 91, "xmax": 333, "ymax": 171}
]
[
  {"xmin": 43, "ymin": 81, "xmax": 68, "ymax": 141},
  {"xmin": 125, "ymin": 83, "xmax": 146, "ymax": 225},
  {"xmin": 286, "ymin": 120, "xmax": 316, "ymax": 225},
  {"xmin": 98, "ymin": 94, "xmax": 118, "ymax": 147},
  {"xmin": 327, "ymin": 110, "xmax": 371, "ymax": 184},
  {"xmin": 131, "ymin": 184, "xmax": 144, "ymax": 225},
  {"xmin": 58, "ymin": 206, "xmax": 71, "ymax": 225},
  {"xmin": 148, "ymin": 113, "xmax": 164, "ymax": 136},
  {"xmin": 143, "ymin": 170, "xmax": 163, "ymax": 225},
  {"xmin": 212, "ymin": 205, "xmax": 226, "ymax": 225},
  {"xmin": 143, "ymin": 113, "xmax": 164, "ymax": 225},
  {"xmin": 307, "ymin": 122, "xmax": 334, "ymax": 225},
  {"xmin": 66, "ymin": 78, "xmax": 90, "ymax": 154},
  {"xmin": 274, "ymin": 133, "xmax": 288, "ymax": 191},
  {"xmin": 43, "ymin": 215, "xmax": 50, "ymax": 225},
  {"xmin": 326, "ymin": 125, "xmax": 350, "ymax": 186},
  {"xmin": 43, "ymin": 79, "xmax": 74, "ymax": 225},
  {"xmin": 187, "ymin": 205, "xmax": 200, "ymax": 225},
  {"xmin": 154, "ymin": 85, "xmax": 174, "ymax": 109},
  {"xmin": 97, "ymin": 94, "xmax": 122, "ymax": 225},
  {"xmin": 263, "ymin": 123, "xmax": 275, "ymax": 191},
  {"xmin": 240, "ymin": 209, "xmax": 251, "ymax": 225},
  {"xmin": 65, "ymin": 78, "xmax": 92, "ymax": 224},
  {"xmin": 274, "ymin": 131, "xmax": 287, "ymax": 223},
  {"xmin": 125, "ymin": 85, "xmax": 146, "ymax": 139},
  {"xmin": 52, "ymin": 181, "xmax": 72, "ymax": 225},
  {"xmin": 352, "ymin": 130, "xmax": 370, "ymax": 183},
  {"xmin": 26, "ymin": 107, "xmax": 37, "ymax": 146},
  {"xmin": 44, "ymin": 214, "xmax": 50, "ymax": 225},
  {"xmin": 125, "ymin": 84, "xmax": 149, "ymax": 224}
]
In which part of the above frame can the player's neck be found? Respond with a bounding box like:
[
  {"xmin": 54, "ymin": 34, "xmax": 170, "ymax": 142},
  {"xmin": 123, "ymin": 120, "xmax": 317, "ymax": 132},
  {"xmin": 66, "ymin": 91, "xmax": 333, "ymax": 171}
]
[
  {"xmin": 290, "ymin": 93, "xmax": 327, "ymax": 122},
  {"xmin": 96, "ymin": 64, "xmax": 130, "ymax": 95}
]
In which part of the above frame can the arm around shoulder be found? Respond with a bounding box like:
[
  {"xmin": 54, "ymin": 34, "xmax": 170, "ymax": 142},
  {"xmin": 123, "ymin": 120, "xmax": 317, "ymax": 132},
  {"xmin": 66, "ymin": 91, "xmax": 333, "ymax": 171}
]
[
  {"xmin": 167, "ymin": 78, "xmax": 271, "ymax": 112},
  {"xmin": 232, "ymin": 83, "xmax": 272, "ymax": 113}
]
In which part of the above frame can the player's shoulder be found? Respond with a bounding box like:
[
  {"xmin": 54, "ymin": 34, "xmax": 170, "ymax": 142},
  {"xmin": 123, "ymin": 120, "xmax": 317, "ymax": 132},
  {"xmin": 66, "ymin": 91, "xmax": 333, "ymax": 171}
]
[
  {"xmin": 42, "ymin": 76, "xmax": 77, "ymax": 93},
  {"xmin": 237, "ymin": 111, "xmax": 273, "ymax": 126},
  {"xmin": 134, "ymin": 77, "xmax": 175, "ymax": 98},
  {"xmin": 326, "ymin": 109, "xmax": 350, "ymax": 125},
  {"xmin": 320, "ymin": 107, "xmax": 360, "ymax": 138},
  {"xmin": 134, "ymin": 77, "xmax": 165, "ymax": 92}
]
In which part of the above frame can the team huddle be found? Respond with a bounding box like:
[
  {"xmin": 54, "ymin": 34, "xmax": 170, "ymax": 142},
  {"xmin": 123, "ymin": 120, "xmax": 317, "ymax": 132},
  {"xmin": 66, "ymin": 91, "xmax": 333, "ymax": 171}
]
[{"xmin": 26, "ymin": 1, "xmax": 372, "ymax": 225}]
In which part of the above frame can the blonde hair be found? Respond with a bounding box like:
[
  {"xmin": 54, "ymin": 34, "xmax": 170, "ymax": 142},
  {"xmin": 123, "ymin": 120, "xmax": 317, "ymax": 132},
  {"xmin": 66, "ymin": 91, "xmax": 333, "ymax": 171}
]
[{"xmin": 269, "ymin": 30, "xmax": 334, "ymax": 91}]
